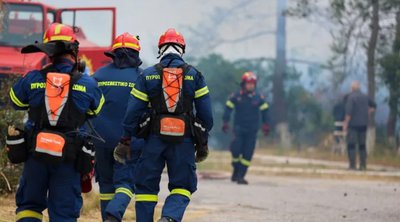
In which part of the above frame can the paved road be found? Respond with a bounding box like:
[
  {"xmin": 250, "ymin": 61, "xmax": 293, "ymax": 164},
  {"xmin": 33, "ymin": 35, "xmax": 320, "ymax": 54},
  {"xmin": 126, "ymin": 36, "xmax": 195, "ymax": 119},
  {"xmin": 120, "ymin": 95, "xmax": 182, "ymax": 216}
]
[{"xmin": 177, "ymin": 173, "xmax": 400, "ymax": 222}]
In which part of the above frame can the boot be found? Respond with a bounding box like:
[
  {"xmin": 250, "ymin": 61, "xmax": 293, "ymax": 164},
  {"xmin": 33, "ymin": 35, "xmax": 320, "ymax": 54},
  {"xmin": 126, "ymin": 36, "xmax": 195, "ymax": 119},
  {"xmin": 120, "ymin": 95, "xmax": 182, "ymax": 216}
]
[
  {"xmin": 104, "ymin": 215, "xmax": 119, "ymax": 222},
  {"xmin": 158, "ymin": 217, "xmax": 176, "ymax": 222},
  {"xmin": 237, "ymin": 178, "xmax": 248, "ymax": 185},
  {"xmin": 347, "ymin": 145, "xmax": 356, "ymax": 170},
  {"xmin": 359, "ymin": 145, "xmax": 367, "ymax": 171},
  {"xmin": 231, "ymin": 167, "xmax": 239, "ymax": 182}
]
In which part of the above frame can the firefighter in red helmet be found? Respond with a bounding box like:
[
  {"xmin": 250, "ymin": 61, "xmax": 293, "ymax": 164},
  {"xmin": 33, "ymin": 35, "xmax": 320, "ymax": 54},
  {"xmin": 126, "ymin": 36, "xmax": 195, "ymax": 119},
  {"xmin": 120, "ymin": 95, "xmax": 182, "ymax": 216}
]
[
  {"xmin": 222, "ymin": 71, "xmax": 270, "ymax": 184},
  {"xmin": 116, "ymin": 28, "xmax": 213, "ymax": 222}
]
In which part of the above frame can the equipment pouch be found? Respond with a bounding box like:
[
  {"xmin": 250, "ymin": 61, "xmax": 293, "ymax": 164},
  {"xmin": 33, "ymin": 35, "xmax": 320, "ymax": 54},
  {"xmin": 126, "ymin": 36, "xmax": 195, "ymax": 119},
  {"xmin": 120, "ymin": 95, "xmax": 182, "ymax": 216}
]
[
  {"xmin": 157, "ymin": 114, "xmax": 186, "ymax": 143},
  {"xmin": 6, "ymin": 127, "xmax": 28, "ymax": 164},
  {"xmin": 33, "ymin": 130, "xmax": 66, "ymax": 164}
]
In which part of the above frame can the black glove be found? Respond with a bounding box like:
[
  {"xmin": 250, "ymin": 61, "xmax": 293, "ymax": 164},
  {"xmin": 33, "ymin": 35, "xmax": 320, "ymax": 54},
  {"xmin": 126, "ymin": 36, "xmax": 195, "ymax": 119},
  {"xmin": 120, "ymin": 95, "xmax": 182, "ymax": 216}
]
[
  {"xmin": 195, "ymin": 143, "xmax": 209, "ymax": 163},
  {"xmin": 113, "ymin": 137, "xmax": 131, "ymax": 164}
]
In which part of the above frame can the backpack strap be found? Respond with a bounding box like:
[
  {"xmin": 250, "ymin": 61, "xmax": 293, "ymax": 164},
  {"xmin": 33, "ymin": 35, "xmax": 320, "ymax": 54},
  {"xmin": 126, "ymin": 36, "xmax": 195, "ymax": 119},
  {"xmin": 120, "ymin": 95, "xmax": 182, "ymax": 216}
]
[{"xmin": 154, "ymin": 63, "xmax": 163, "ymax": 76}]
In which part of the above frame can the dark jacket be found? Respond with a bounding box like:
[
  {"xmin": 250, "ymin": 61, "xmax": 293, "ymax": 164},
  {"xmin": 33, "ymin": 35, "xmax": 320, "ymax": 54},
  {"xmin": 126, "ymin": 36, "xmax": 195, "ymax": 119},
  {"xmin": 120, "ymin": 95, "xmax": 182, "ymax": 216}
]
[
  {"xmin": 345, "ymin": 90, "xmax": 376, "ymax": 128},
  {"xmin": 223, "ymin": 90, "xmax": 270, "ymax": 131}
]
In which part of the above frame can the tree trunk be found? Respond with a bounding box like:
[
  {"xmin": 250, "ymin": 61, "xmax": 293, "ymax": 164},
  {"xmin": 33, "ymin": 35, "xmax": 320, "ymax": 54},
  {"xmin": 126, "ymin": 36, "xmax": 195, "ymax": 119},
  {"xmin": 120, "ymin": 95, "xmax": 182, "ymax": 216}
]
[
  {"xmin": 387, "ymin": 9, "xmax": 400, "ymax": 149},
  {"xmin": 366, "ymin": 0, "xmax": 379, "ymax": 154},
  {"xmin": 387, "ymin": 108, "xmax": 397, "ymax": 147},
  {"xmin": 273, "ymin": 0, "xmax": 292, "ymax": 148}
]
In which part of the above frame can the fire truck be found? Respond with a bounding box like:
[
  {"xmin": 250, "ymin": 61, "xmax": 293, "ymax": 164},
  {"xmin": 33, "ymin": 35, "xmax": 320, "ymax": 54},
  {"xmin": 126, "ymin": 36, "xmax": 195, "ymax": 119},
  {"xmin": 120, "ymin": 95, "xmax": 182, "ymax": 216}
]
[{"xmin": 0, "ymin": 0, "xmax": 116, "ymax": 75}]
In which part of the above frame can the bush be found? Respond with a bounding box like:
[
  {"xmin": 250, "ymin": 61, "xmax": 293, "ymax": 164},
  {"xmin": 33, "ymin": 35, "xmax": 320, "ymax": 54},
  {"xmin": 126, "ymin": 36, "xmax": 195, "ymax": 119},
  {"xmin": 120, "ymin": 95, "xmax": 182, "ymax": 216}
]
[{"xmin": 0, "ymin": 75, "xmax": 25, "ymax": 194}]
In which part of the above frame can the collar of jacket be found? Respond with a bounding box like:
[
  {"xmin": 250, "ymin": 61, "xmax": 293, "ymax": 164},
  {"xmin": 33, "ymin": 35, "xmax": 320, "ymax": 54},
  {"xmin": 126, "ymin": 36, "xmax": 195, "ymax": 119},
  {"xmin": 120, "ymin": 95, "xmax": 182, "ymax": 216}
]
[
  {"xmin": 160, "ymin": 53, "xmax": 185, "ymax": 67},
  {"xmin": 52, "ymin": 58, "xmax": 74, "ymax": 73},
  {"xmin": 240, "ymin": 89, "xmax": 256, "ymax": 96},
  {"xmin": 105, "ymin": 49, "xmax": 142, "ymax": 69}
]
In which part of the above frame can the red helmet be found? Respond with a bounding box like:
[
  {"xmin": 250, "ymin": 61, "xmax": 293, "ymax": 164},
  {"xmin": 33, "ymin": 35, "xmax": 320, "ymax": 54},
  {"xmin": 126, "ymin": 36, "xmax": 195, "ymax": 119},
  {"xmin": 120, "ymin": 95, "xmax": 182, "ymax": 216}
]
[
  {"xmin": 158, "ymin": 28, "xmax": 186, "ymax": 49},
  {"xmin": 112, "ymin": 32, "xmax": 141, "ymax": 52},
  {"xmin": 241, "ymin": 72, "xmax": 257, "ymax": 84},
  {"xmin": 43, "ymin": 23, "xmax": 77, "ymax": 43}
]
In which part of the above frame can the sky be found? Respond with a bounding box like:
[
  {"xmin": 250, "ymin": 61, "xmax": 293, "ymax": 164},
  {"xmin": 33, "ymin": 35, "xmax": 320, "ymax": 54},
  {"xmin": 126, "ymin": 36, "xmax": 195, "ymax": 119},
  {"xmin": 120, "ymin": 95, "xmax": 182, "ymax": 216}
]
[
  {"xmin": 36, "ymin": 0, "xmax": 389, "ymax": 123},
  {"xmin": 40, "ymin": 0, "xmax": 333, "ymax": 65}
]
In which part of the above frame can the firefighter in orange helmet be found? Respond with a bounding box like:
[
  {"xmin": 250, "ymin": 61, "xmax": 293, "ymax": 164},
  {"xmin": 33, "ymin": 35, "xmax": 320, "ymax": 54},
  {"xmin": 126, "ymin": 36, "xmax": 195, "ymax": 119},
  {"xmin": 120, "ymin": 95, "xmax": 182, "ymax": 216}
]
[
  {"xmin": 91, "ymin": 32, "xmax": 144, "ymax": 222},
  {"xmin": 8, "ymin": 23, "xmax": 104, "ymax": 221}
]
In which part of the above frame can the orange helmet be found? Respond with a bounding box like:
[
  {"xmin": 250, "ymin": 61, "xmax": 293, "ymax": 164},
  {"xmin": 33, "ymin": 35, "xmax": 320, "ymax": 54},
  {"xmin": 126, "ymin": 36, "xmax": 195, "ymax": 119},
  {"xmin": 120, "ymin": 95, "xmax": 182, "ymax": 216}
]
[
  {"xmin": 43, "ymin": 23, "xmax": 77, "ymax": 43},
  {"xmin": 241, "ymin": 72, "xmax": 257, "ymax": 84},
  {"xmin": 158, "ymin": 28, "xmax": 185, "ymax": 49},
  {"xmin": 112, "ymin": 32, "xmax": 141, "ymax": 52}
]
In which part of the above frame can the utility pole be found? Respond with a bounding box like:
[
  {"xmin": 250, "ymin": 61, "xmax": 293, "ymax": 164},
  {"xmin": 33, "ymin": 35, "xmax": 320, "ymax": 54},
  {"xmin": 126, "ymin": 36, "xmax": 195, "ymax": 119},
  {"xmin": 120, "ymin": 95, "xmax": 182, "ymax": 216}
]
[{"xmin": 273, "ymin": 0, "xmax": 291, "ymax": 148}]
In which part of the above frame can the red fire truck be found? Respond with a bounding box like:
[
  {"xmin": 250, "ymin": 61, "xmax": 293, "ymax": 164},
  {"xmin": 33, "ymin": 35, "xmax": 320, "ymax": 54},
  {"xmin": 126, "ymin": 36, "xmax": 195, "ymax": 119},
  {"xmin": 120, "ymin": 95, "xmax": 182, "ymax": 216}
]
[{"xmin": 0, "ymin": 0, "xmax": 116, "ymax": 75}]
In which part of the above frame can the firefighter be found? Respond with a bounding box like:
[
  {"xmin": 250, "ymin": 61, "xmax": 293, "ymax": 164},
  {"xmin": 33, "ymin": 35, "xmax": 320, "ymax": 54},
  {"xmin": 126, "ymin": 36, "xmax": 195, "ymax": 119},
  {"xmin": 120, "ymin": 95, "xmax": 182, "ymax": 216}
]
[
  {"xmin": 8, "ymin": 23, "xmax": 104, "ymax": 221},
  {"xmin": 116, "ymin": 28, "xmax": 213, "ymax": 222},
  {"xmin": 92, "ymin": 33, "xmax": 144, "ymax": 222},
  {"xmin": 222, "ymin": 72, "xmax": 270, "ymax": 185}
]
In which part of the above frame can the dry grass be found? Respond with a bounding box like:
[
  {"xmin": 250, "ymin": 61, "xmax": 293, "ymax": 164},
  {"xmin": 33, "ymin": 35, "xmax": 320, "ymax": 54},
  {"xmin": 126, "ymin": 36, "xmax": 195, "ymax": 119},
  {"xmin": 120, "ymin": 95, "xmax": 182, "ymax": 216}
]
[
  {"xmin": 255, "ymin": 145, "xmax": 400, "ymax": 168},
  {"xmin": 0, "ymin": 193, "xmax": 189, "ymax": 221}
]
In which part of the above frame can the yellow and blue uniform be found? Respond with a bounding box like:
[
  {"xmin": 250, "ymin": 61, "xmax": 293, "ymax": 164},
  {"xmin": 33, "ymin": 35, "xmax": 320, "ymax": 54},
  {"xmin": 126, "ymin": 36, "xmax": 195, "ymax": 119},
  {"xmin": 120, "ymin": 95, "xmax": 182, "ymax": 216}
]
[
  {"xmin": 122, "ymin": 54, "xmax": 213, "ymax": 222},
  {"xmin": 10, "ymin": 59, "xmax": 103, "ymax": 222},
  {"xmin": 92, "ymin": 61, "xmax": 144, "ymax": 221},
  {"xmin": 223, "ymin": 90, "xmax": 270, "ymax": 180}
]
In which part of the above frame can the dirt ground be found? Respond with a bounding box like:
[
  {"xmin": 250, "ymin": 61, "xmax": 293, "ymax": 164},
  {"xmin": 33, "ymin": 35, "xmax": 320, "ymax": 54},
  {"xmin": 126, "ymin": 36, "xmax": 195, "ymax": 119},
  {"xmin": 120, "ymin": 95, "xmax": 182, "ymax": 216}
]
[
  {"xmin": 1, "ymin": 152, "xmax": 400, "ymax": 221},
  {"xmin": 186, "ymin": 174, "xmax": 400, "ymax": 222}
]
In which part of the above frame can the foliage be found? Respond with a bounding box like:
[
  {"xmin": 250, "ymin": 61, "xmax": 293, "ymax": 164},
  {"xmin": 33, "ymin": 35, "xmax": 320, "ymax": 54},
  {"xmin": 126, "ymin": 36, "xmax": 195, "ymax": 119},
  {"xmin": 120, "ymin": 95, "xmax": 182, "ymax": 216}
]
[
  {"xmin": 0, "ymin": 75, "xmax": 25, "ymax": 194},
  {"xmin": 195, "ymin": 54, "xmax": 247, "ymax": 148},
  {"xmin": 288, "ymin": 0, "xmax": 378, "ymax": 85},
  {"xmin": 195, "ymin": 54, "xmax": 332, "ymax": 148}
]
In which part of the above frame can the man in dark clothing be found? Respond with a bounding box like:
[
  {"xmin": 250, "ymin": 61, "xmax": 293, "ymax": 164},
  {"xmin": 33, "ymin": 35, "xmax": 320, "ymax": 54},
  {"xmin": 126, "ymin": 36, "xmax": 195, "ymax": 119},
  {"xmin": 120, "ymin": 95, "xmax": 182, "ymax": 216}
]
[
  {"xmin": 344, "ymin": 81, "xmax": 376, "ymax": 170},
  {"xmin": 119, "ymin": 28, "xmax": 213, "ymax": 222},
  {"xmin": 92, "ymin": 33, "xmax": 144, "ymax": 222},
  {"xmin": 222, "ymin": 72, "xmax": 270, "ymax": 184},
  {"xmin": 9, "ymin": 23, "xmax": 104, "ymax": 221}
]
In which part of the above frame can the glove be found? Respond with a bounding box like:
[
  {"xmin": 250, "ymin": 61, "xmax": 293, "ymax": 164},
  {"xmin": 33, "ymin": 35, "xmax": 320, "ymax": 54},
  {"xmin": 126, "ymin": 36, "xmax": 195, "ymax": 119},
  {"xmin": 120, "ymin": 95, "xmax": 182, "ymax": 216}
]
[
  {"xmin": 113, "ymin": 137, "xmax": 131, "ymax": 164},
  {"xmin": 262, "ymin": 123, "xmax": 270, "ymax": 136},
  {"xmin": 222, "ymin": 122, "xmax": 230, "ymax": 134},
  {"xmin": 195, "ymin": 144, "xmax": 209, "ymax": 163}
]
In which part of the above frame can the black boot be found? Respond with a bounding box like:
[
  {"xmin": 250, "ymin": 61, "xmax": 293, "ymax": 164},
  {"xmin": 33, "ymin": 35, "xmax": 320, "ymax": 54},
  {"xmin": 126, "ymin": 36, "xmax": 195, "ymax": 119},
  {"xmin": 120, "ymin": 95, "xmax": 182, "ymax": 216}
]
[
  {"xmin": 104, "ymin": 215, "xmax": 119, "ymax": 222},
  {"xmin": 231, "ymin": 167, "xmax": 239, "ymax": 182},
  {"xmin": 347, "ymin": 144, "xmax": 356, "ymax": 170},
  {"xmin": 158, "ymin": 217, "xmax": 176, "ymax": 222},
  {"xmin": 359, "ymin": 145, "xmax": 367, "ymax": 171},
  {"xmin": 237, "ymin": 178, "xmax": 248, "ymax": 185}
]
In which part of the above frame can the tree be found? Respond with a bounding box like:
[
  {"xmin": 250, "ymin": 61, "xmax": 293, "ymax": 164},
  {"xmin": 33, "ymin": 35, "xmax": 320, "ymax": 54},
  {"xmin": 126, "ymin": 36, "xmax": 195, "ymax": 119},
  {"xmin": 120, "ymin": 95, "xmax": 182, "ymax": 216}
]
[
  {"xmin": 185, "ymin": 0, "xmax": 274, "ymax": 56},
  {"xmin": 366, "ymin": 0, "xmax": 379, "ymax": 153},
  {"xmin": 289, "ymin": 0, "xmax": 381, "ymax": 152},
  {"xmin": 379, "ymin": 1, "xmax": 400, "ymax": 149}
]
